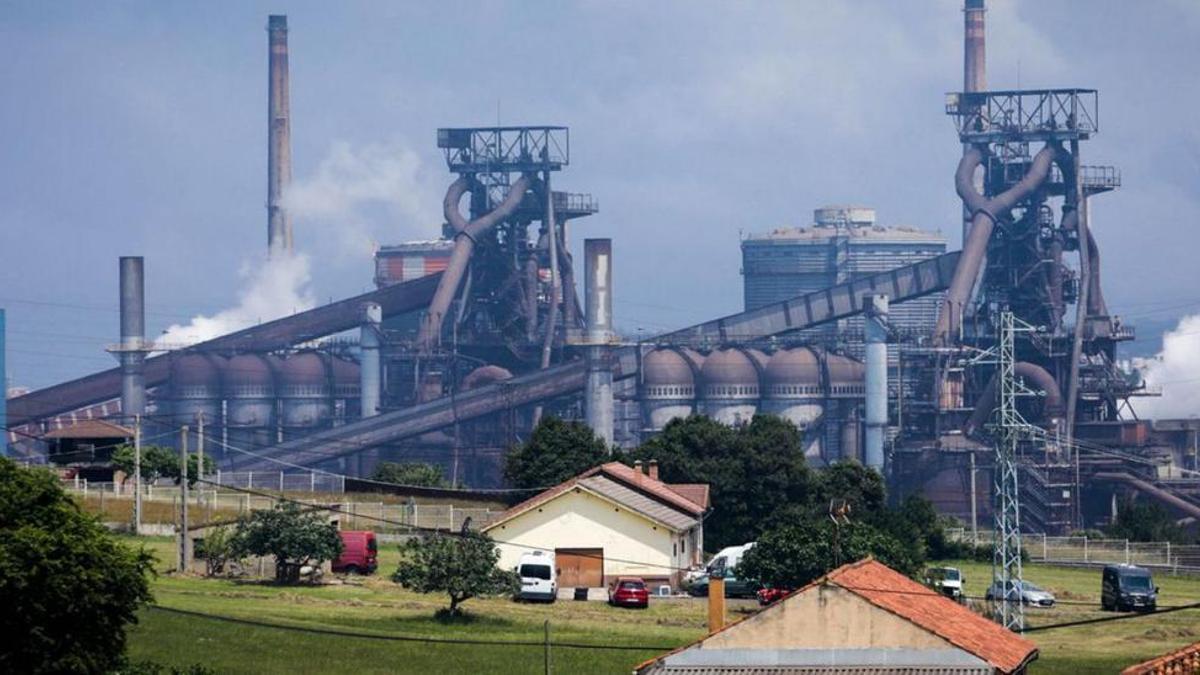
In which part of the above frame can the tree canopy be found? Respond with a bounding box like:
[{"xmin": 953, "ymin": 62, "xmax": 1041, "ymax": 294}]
[
  {"xmin": 1106, "ymin": 497, "xmax": 1190, "ymax": 544},
  {"xmin": 392, "ymin": 532, "xmax": 517, "ymax": 615},
  {"xmin": 371, "ymin": 461, "xmax": 448, "ymax": 488},
  {"xmin": 625, "ymin": 414, "xmax": 814, "ymax": 551},
  {"xmin": 0, "ymin": 457, "xmax": 155, "ymax": 674},
  {"xmin": 738, "ymin": 518, "xmax": 919, "ymax": 589},
  {"xmin": 231, "ymin": 502, "xmax": 342, "ymax": 583},
  {"xmin": 111, "ymin": 444, "xmax": 213, "ymax": 488},
  {"xmin": 504, "ymin": 416, "xmax": 610, "ymax": 489}
]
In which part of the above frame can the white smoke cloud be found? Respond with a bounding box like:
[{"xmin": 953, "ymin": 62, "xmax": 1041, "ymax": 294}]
[
  {"xmin": 283, "ymin": 140, "xmax": 442, "ymax": 258},
  {"xmin": 1135, "ymin": 314, "xmax": 1200, "ymax": 419},
  {"xmin": 158, "ymin": 253, "xmax": 316, "ymax": 347}
]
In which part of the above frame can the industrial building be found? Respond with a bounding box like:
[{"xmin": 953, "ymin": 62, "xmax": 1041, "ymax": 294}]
[{"xmin": 5, "ymin": 3, "xmax": 1200, "ymax": 540}]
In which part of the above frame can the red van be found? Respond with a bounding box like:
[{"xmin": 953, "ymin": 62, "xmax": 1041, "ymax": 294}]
[{"xmin": 333, "ymin": 531, "xmax": 378, "ymax": 575}]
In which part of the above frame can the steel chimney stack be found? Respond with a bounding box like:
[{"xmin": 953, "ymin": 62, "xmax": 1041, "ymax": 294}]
[
  {"xmin": 864, "ymin": 294, "xmax": 889, "ymax": 472},
  {"xmin": 267, "ymin": 14, "xmax": 293, "ymax": 256},
  {"xmin": 964, "ymin": 0, "xmax": 986, "ymax": 93},
  {"xmin": 118, "ymin": 257, "xmax": 146, "ymax": 421},
  {"xmin": 583, "ymin": 239, "xmax": 615, "ymax": 448},
  {"xmin": 360, "ymin": 302, "xmax": 382, "ymax": 419}
]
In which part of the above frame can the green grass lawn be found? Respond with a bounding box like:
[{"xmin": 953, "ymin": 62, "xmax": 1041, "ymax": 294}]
[{"xmin": 120, "ymin": 537, "xmax": 1200, "ymax": 674}]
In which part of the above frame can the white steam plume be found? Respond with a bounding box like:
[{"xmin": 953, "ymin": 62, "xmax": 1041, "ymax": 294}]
[
  {"xmin": 283, "ymin": 139, "xmax": 441, "ymax": 258},
  {"xmin": 1135, "ymin": 314, "xmax": 1200, "ymax": 419},
  {"xmin": 159, "ymin": 254, "xmax": 316, "ymax": 347}
]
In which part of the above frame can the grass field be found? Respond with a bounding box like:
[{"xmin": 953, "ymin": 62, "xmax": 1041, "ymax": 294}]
[{"xmin": 120, "ymin": 536, "xmax": 1200, "ymax": 674}]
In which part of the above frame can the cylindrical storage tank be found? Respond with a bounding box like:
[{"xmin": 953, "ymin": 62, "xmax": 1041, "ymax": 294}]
[
  {"xmin": 700, "ymin": 348, "xmax": 760, "ymax": 426},
  {"xmin": 762, "ymin": 347, "xmax": 824, "ymax": 427},
  {"xmin": 169, "ymin": 353, "xmax": 224, "ymax": 454},
  {"xmin": 330, "ymin": 356, "xmax": 361, "ymax": 422},
  {"xmin": 277, "ymin": 351, "xmax": 332, "ymax": 438},
  {"xmin": 641, "ymin": 349, "xmax": 699, "ymax": 432},
  {"xmin": 222, "ymin": 354, "xmax": 276, "ymax": 451}
]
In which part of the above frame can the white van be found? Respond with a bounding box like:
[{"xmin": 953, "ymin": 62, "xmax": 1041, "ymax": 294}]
[
  {"xmin": 688, "ymin": 543, "xmax": 757, "ymax": 597},
  {"xmin": 516, "ymin": 551, "xmax": 557, "ymax": 602}
]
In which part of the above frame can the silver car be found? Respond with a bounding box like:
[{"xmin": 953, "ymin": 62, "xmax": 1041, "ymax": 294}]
[{"xmin": 986, "ymin": 579, "xmax": 1056, "ymax": 607}]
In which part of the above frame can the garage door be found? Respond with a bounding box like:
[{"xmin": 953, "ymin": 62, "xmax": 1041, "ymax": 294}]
[{"xmin": 555, "ymin": 548, "xmax": 604, "ymax": 588}]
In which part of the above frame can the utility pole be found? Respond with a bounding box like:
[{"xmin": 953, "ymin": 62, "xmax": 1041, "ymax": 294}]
[
  {"xmin": 196, "ymin": 412, "xmax": 205, "ymax": 500},
  {"xmin": 992, "ymin": 311, "xmax": 1039, "ymax": 632},
  {"xmin": 179, "ymin": 424, "xmax": 190, "ymax": 573},
  {"xmin": 970, "ymin": 450, "xmax": 978, "ymax": 547},
  {"xmin": 133, "ymin": 414, "xmax": 142, "ymax": 536}
]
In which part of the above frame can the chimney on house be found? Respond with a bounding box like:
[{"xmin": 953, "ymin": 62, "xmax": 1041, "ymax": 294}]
[
  {"xmin": 633, "ymin": 460, "xmax": 644, "ymax": 476},
  {"xmin": 648, "ymin": 459, "xmax": 659, "ymax": 481}
]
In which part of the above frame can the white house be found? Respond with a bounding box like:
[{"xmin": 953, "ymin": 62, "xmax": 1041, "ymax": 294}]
[{"xmin": 483, "ymin": 461, "xmax": 709, "ymax": 590}]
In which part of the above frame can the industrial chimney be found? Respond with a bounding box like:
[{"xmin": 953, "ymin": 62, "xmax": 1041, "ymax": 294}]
[
  {"xmin": 267, "ymin": 15, "xmax": 293, "ymax": 256},
  {"xmin": 118, "ymin": 257, "xmax": 146, "ymax": 422},
  {"xmin": 964, "ymin": 0, "xmax": 986, "ymax": 93},
  {"xmin": 583, "ymin": 239, "xmax": 615, "ymax": 448}
]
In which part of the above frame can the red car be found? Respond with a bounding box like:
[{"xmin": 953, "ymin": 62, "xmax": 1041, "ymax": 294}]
[
  {"xmin": 332, "ymin": 531, "xmax": 378, "ymax": 575},
  {"xmin": 757, "ymin": 587, "xmax": 792, "ymax": 606},
  {"xmin": 608, "ymin": 577, "xmax": 649, "ymax": 609}
]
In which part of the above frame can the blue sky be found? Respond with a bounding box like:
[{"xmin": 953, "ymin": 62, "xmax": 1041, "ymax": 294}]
[{"xmin": 2, "ymin": 0, "xmax": 1199, "ymax": 390}]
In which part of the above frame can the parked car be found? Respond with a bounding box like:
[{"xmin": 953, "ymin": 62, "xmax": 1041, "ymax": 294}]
[
  {"xmin": 332, "ymin": 531, "xmax": 377, "ymax": 575},
  {"xmin": 923, "ymin": 566, "xmax": 965, "ymax": 601},
  {"xmin": 515, "ymin": 551, "xmax": 557, "ymax": 602},
  {"xmin": 687, "ymin": 543, "xmax": 758, "ymax": 598},
  {"xmin": 608, "ymin": 577, "xmax": 649, "ymax": 609},
  {"xmin": 1102, "ymin": 564, "xmax": 1158, "ymax": 612},
  {"xmin": 756, "ymin": 587, "xmax": 792, "ymax": 606},
  {"xmin": 985, "ymin": 579, "xmax": 1055, "ymax": 607}
]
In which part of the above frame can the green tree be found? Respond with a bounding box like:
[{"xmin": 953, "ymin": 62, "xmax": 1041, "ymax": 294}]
[
  {"xmin": 504, "ymin": 416, "xmax": 609, "ymax": 489},
  {"xmin": 111, "ymin": 444, "xmax": 213, "ymax": 488},
  {"xmin": 627, "ymin": 414, "xmax": 815, "ymax": 551},
  {"xmin": 371, "ymin": 461, "xmax": 448, "ymax": 487},
  {"xmin": 231, "ymin": 503, "xmax": 342, "ymax": 583},
  {"xmin": 737, "ymin": 518, "xmax": 919, "ymax": 590},
  {"xmin": 0, "ymin": 458, "xmax": 155, "ymax": 674},
  {"xmin": 1107, "ymin": 497, "xmax": 1189, "ymax": 544},
  {"xmin": 392, "ymin": 532, "xmax": 517, "ymax": 615},
  {"xmin": 196, "ymin": 524, "xmax": 241, "ymax": 577}
]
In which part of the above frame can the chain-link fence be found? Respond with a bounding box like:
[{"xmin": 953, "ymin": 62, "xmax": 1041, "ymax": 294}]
[{"xmin": 948, "ymin": 528, "xmax": 1200, "ymax": 573}]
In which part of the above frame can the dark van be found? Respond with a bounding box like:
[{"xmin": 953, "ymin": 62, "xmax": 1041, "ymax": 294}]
[
  {"xmin": 333, "ymin": 531, "xmax": 378, "ymax": 575},
  {"xmin": 1101, "ymin": 564, "xmax": 1157, "ymax": 612}
]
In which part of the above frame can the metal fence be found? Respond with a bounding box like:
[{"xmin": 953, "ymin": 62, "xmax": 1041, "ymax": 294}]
[
  {"xmin": 947, "ymin": 528, "xmax": 1200, "ymax": 573},
  {"xmin": 210, "ymin": 470, "xmax": 345, "ymax": 494},
  {"xmin": 65, "ymin": 481, "xmax": 497, "ymax": 533}
]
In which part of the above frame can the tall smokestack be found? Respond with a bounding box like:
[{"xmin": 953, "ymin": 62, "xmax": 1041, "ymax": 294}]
[
  {"xmin": 360, "ymin": 302, "xmax": 382, "ymax": 419},
  {"xmin": 584, "ymin": 239, "xmax": 614, "ymax": 448},
  {"xmin": 864, "ymin": 294, "xmax": 889, "ymax": 472},
  {"xmin": 267, "ymin": 15, "xmax": 293, "ymax": 256},
  {"xmin": 964, "ymin": 0, "xmax": 986, "ymax": 93},
  {"xmin": 118, "ymin": 257, "xmax": 146, "ymax": 422}
]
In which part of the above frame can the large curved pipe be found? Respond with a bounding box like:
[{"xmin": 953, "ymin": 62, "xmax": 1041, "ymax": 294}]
[
  {"xmin": 418, "ymin": 175, "xmax": 532, "ymax": 352},
  {"xmin": 963, "ymin": 362, "xmax": 1065, "ymax": 437},
  {"xmin": 934, "ymin": 145, "xmax": 1056, "ymax": 344},
  {"xmin": 1086, "ymin": 228, "xmax": 1108, "ymax": 317}
]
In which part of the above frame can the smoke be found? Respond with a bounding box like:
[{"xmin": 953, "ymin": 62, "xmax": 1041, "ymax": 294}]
[
  {"xmin": 283, "ymin": 140, "xmax": 441, "ymax": 258},
  {"xmin": 1135, "ymin": 314, "xmax": 1200, "ymax": 419},
  {"xmin": 158, "ymin": 253, "xmax": 316, "ymax": 346}
]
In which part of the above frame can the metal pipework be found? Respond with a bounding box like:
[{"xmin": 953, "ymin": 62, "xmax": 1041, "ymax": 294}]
[
  {"xmin": 417, "ymin": 174, "xmax": 532, "ymax": 353},
  {"xmin": 963, "ymin": 361, "xmax": 1064, "ymax": 438},
  {"xmin": 119, "ymin": 256, "xmax": 146, "ymax": 421},
  {"xmin": 583, "ymin": 239, "xmax": 615, "ymax": 447},
  {"xmin": 360, "ymin": 302, "xmax": 382, "ymax": 418},
  {"xmin": 267, "ymin": 14, "xmax": 293, "ymax": 255},
  {"xmin": 933, "ymin": 145, "xmax": 1056, "ymax": 344},
  {"xmin": 964, "ymin": 0, "xmax": 986, "ymax": 93},
  {"xmin": 863, "ymin": 294, "xmax": 888, "ymax": 472}
]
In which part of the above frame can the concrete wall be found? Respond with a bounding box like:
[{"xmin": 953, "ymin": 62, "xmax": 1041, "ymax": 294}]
[
  {"xmin": 702, "ymin": 585, "xmax": 955, "ymax": 651},
  {"xmin": 487, "ymin": 487, "xmax": 694, "ymax": 586}
]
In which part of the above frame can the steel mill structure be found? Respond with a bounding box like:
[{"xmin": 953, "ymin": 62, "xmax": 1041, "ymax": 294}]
[{"xmin": 5, "ymin": 4, "xmax": 1200, "ymax": 534}]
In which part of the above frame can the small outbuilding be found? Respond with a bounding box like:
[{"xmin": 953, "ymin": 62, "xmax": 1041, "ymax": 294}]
[
  {"xmin": 637, "ymin": 558, "xmax": 1039, "ymax": 675},
  {"xmin": 1122, "ymin": 640, "xmax": 1200, "ymax": 674},
  {"xmin": 482, "ymin": 461, "xmax": 708, "ymax": 591}
]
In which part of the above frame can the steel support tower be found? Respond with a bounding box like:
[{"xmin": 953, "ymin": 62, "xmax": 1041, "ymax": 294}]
[{"xmin": 992, "ymin": 310, "xmax": 1025, "ymax": 631}]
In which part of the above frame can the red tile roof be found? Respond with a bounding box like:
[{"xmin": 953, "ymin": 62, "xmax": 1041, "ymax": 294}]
[
  {"xmin": 1121, "ymin": 640, "xmax": 1200, "ymax": 675},
  {"xmin": 42, "ymin": 418, "xmax": 134, "ymax": 440},
  {"xmin": 827, "ymin": 559, "xmax": 1038, "ymax": 674},
  {"xmin": 483, "ymin": 462, "xmax": 706, "ymax": 531},
  {"xmin": 666, "ymin": 483, "xmax": 710, "ymax": 509},
  {"xmin": 637, "ymin": 558, "xmax": 1038, "ymax": 675}
]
